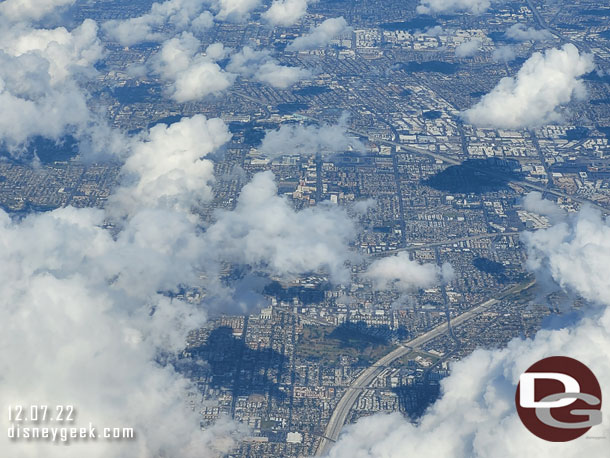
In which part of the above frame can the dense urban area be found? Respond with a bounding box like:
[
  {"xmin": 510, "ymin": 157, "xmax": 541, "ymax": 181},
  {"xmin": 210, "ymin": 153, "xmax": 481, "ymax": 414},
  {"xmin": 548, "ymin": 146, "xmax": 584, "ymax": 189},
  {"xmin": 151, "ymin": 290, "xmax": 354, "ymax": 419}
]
[{"xmin": 1, "ymin": 0, "xmax": 609, "ymax": 456}]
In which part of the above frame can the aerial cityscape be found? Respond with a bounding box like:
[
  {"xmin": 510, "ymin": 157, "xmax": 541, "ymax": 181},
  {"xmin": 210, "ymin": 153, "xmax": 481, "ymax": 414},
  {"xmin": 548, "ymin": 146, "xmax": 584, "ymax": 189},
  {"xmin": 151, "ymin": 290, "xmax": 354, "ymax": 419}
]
[{"xmin": 0, "ymin": 0, "xmax": 609, "ymax": 457}]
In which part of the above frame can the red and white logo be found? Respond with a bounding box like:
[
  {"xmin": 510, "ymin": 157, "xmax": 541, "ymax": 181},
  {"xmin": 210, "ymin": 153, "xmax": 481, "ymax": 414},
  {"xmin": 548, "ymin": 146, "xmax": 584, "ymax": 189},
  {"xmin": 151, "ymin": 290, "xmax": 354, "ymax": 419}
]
[{"xmin": 515, "ymin": 356, "xmax": 602, "ymax": 441}]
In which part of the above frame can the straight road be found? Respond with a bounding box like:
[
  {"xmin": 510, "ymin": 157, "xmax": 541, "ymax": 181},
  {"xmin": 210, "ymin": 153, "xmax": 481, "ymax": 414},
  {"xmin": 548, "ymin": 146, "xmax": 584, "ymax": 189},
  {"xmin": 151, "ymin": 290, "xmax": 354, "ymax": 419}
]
[{"xmin": 371, "ymin": 231, "xmax": 520, "ymax": 257}]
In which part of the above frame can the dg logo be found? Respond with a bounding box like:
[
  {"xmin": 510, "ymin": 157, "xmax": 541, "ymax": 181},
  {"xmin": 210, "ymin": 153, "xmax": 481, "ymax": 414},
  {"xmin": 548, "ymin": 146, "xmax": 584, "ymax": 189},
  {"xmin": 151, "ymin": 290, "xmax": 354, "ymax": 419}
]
[{"xmin": 516, "ymin": 356, "xmax": 602, "ymax": 441}]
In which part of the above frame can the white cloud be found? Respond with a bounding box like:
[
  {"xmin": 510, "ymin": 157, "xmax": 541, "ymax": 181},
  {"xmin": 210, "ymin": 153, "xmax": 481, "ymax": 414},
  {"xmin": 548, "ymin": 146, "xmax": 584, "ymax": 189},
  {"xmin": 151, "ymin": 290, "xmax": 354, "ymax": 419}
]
[
  {"xmin": 0, "ymin": 109, "xmax": 254, "ymax": 457},
  {"xmin": 423, "ymin": 25, "xmax": 444, "ymax": 37},
  {"xmin": 2, "ymin": 20, "xmax": 103, "ymax": 84},
  {"xmin": 287, "ymin": 17, "xmax": 351, "ymax": 51},
  {"xmin": 0, "ymin": 0, "xmax": 75, "ymax": 22},
  {"xmin": 227, "ymin": 46, "xmax": 311, "ymax": 88},
  {"xmin": 352, "ymin": 198, "xmax": 377, "ymax": 215},
  {"xmin": 364, "ymin": 252, "xmax": 453, "ymax": 292},
  {"xmin": 255, "ymin": 60, "xmax": 313, "ymax": 88},
  {"xmin": 455, "ymin": 39, "xmax": 481, "ymax": 58},
  {"xmin": 463, "ymin": 44, "xmax": 595, "ymax": 129},
  {"xmin": 103, "ymin": 0, "xmax": 214, "ymax": 46},
  {"xmin": 327, "ymin": 204, "xmax": 610, "ymax": 458},
  {"xmin": 0, "ymin": 19, "xmax": 125, "ymax": 158},
  {"xmin": 150, "ymin": 33, "xmax": 235, "ymax": 102},
  {"xmin": 522, "ymin": 191, "xmax": 565, "ymax": 224},
  {"xmin": 109, "ymin": 115, "xmax": 231, "ymax": 216},
  {"xmin": 213, "ymin": 0, "xmax": 262, "ymax": 21},
  {"xmin": 262, "ymin": 0, "xmax": 312, "ymax": 26},
  {"xmin": 203, "ymin": 171, "xmax": 358, "ymax": 283},
  {"xmin": 260, "ymin": 117, "xmax": 365, "ymax": 158},
  {"xmin": 416, "ymin": 0, "xmax": 491, "ymax": 15},
  {"xmin": 0, "ymin": 209, "xmax": 245, "ymax": 458},
  {"xmin": 0, "ymin": 0, "xmax": 364, "ymax": 451},
  {"xmin": 492, "ymin": 44, "xmax": 517, "ymax": 62},
  {"xmin": 505, "ymin": 23, "xmax": 553, "ymax": 42}
]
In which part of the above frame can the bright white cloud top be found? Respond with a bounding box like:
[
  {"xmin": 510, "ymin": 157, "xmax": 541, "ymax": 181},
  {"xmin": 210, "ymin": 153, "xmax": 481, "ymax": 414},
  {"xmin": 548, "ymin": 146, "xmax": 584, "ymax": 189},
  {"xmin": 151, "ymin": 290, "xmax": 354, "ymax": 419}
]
[
  {"xmin": 288, "ymin": 17, "xmax": 351, "ymax": 51},
  {"xmin": 365, "ymin": 253, "xmax": 454, "ymax": 292},
  {"xmin": 463, "ymin": 44, "xmax": 595, "ymax": 129},
  {"xmin": 417, "ymin": 0, "xmax": 492, "ymax": 15},
  {"xmin": 260, "ymin": 116, "xmax": 365, "ymax": 158},
  {"xmin": 149, "ymin": 32, "xmax": 235, "ymax": 102},
  {"xmin": 227, "ymin": 46, "xmax": 312, "ymax": 88},
  {"xmin": 262, "ymin": 0, "xmax": 313, "ymax": 26}
]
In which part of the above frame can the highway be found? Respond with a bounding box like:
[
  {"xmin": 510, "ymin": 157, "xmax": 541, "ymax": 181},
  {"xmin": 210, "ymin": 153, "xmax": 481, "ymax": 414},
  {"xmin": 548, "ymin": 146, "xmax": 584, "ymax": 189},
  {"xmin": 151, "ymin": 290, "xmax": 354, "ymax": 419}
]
[
  {"xmin": 314, "ymin": 278, "xmax": 536, "ymax": 456},
  {"xmin": 372, "ymin": 231, "xmax": 520, "ymax": 257}
]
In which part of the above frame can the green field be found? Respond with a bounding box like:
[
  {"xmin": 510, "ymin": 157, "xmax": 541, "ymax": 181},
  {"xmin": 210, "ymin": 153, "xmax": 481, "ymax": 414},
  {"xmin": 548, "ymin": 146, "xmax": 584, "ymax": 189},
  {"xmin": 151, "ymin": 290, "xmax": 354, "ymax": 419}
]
[{"xmin": 296, "ymin": 324, "xmax": 394, "ymax": 365}]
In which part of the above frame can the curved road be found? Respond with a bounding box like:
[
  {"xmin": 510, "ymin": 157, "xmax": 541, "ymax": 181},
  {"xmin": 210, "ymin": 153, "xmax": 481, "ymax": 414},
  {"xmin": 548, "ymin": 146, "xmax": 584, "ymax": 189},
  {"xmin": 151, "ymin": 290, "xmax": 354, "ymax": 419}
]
[{"xmin": 315, "ymin": 278, "xmax": 536, "ymax": 456}]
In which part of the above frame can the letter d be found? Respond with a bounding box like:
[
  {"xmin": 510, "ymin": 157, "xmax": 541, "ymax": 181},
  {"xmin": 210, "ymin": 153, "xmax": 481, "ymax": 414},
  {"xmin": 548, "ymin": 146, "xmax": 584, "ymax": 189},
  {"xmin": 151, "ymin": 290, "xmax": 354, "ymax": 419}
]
[
  {"xmin": 519, "ymin": 372, "xmax": 580, "ymax": 409},
  {"xmin": 520, "ymin": 372, "xmax": 580, "ymax": 408}
]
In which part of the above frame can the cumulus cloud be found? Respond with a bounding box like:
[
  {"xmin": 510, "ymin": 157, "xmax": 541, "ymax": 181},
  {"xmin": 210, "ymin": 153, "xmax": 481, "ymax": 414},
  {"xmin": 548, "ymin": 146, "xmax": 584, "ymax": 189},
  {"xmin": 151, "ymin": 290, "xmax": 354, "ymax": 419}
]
[
  {"xmin": 0, "ymin": 0, "xmax": 75, "ymax": 22},
  {"xmin": 109, "ymin": 115, "xmax": 231, "ymax": 215},
  {"xmin": 364, "ymin": 252, "xmax": 453, "ymax": 292},
  {"xmin": 505, "ymin": 23, "xmax": 553, "ymax": 42},
  {"xmin": 455, "ymin": 39, "xmax": 481, "ymax": 58},
  {"xmin": 259, "ymin": 116, "xmax": 365, "ymax": 158},
  {"xmin": 522, "ymin": 191, "xmax": 565, "ymax": 224},
  {"xmin": 0, "ymin": 116, "xmax": 248, "ymax": 456},
  {"xmin": 262, "ymin": 0, "xmax": 313, "ymax": 26},
  {"xmin": 203, "ymin": 171, "xmax": 358, "ymax": 283},
  {"xmin": 227, "ymin": 46, "xmax": 311, "ymax": 88},
  {"xmin": 492, "ymin": 44, "xmax": 517, "ymax": 62},
  {"xmin": 0, "ymin": 207, "xmax": 247, "ymax": 458},
  {"xmin": 1, "ymin": 20, "xmax": 103, "ymax": 84},
  {"xmin": 352, "ymin": 198, "xmax": 377, "ymax": 215},
  {"xmin": 287, "ymin": 17, "xmax": 351, "ymax": 51},
  {"xmin": 103, "ymin": 0, "xmax": 214, "ymax": 46},
  {"xmin": 149, "ymin": 32, "xmax": 235, "ymax": 102},
  {"xmin": 463, "ymin": 44, "xmax": 595, "ymax": 129},
  {"xmin": 0, "ymin": 19, "xmax": 126, "ymax": 157},
  {"xmin": 213, "ymin": 0, "xmax": 262, "ymax": 21},
  {"xmin": 327, "ymin": 204, "xmax": 610, "ymax": 458},
  {"xmin": 416, "ymin": 0, "xmax": 491, "ymax": 15},
  {"xmin": 422, "ymin": 25, "xmax": 445, "ymax": 37}
]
